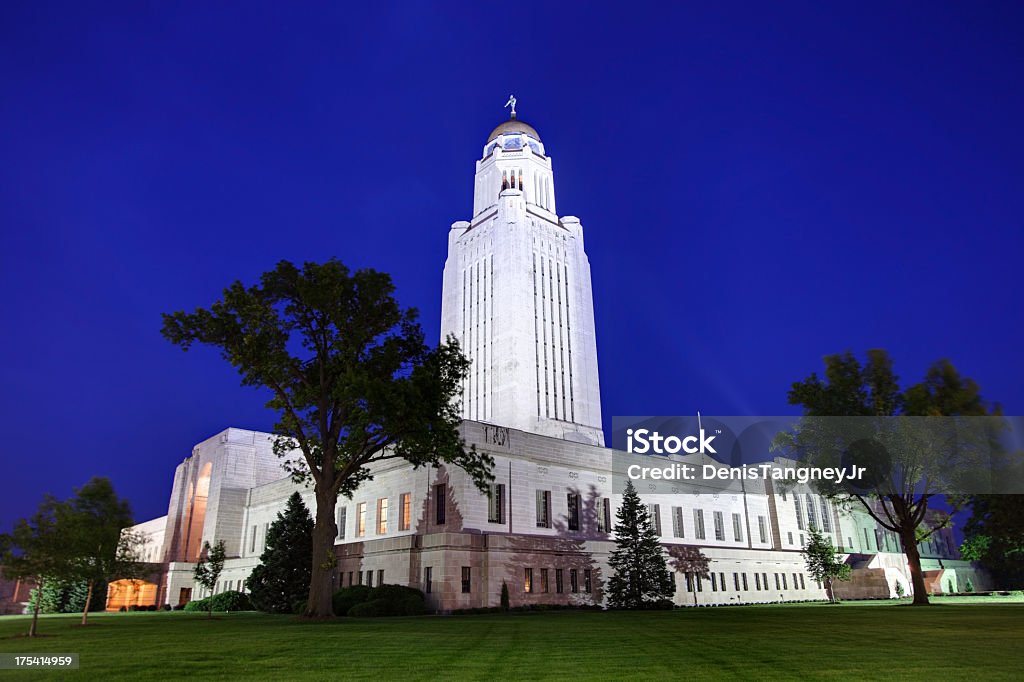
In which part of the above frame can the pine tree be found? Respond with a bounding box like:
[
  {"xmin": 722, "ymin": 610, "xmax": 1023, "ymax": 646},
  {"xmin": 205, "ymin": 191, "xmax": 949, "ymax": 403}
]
[
  {"xmin": 245, "ymin": 492, "xmax": 314, "ymax": 614},
  {"xmin": 607, "ymin": 481, "xmax": 673, "ymax": 609}
]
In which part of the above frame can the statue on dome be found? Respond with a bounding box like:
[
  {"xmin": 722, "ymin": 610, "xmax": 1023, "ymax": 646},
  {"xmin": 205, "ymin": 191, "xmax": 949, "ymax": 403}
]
[{"xmin": 504, "ymin": 94, "xmax": 517, "ymax": 118}]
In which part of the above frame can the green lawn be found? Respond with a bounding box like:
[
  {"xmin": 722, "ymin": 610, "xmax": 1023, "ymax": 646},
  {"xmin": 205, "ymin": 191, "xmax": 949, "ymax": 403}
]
[{"xmin": 1, "ymin": 597, "xmax": 1022, "ymax": 680}]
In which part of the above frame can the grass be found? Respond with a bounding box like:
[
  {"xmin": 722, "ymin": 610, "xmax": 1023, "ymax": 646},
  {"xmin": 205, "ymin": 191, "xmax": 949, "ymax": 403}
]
[{"xmin": 1, "ymin": 596, "xmax": 1022, "ymax": 680}]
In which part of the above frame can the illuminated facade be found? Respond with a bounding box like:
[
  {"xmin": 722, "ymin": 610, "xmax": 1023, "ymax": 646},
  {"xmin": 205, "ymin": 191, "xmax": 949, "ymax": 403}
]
[{"xmin": 110, "ymin": 114, "xmax": 986, "ymax": 613}]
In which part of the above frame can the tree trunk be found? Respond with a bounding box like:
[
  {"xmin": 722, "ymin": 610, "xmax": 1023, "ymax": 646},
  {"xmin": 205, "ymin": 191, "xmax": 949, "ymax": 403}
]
[
  {"xmin": 825, "ymin": 577, "xmax": 834, "ymax": 603},
  {"xmin": 81, "ymin": 580, "xmax": 94, "ymax": 626},
  {"xmin": 29, "ymin": 577, "xmax": 43, "ymax": 638},
  {"xmin": 901, "ymin": 527, "xmax": 930, "ymax": 606},
  {"xmin": 304, "ymin": 487, "xmax": 338, "ymax": 618}
]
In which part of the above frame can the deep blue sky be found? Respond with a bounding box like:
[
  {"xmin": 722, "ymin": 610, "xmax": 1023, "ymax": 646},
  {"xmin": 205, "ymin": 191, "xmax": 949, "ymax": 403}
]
[{"xmin": 1, "ymin": 2, "xmax": 1021, "ymax": 529}]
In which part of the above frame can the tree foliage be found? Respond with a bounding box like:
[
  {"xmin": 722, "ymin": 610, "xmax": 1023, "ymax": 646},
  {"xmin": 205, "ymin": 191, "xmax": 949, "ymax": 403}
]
[
  {"xmin": 802, "ymin": 528, "xmax": 851, "ymax": 602},
  {"xmin": 0, "ymin": 496, "xmax": 73, "ymax": 636},
  {"xmin": 62, "ymin": 477, "xmax": 143, "ymax": 625},
  {"xmin": 960, "ymin": 490, "xmax": 1024, "ymax": 589},
  {"xmin": 162, "ymin": 259, "xmax": 493, "ymax": 617},
  {"xmin": 778, "ymin": 349, "xmax": 1001, "ymax": 606},
  {"xmin": 193, "ymin": 540, "xmax": 226, "ymax": 619},
  {"xmin": 246, "ymin": 492, "xmax": 314, "ymax": 613},
  {"xmin": 606, "ymin": 481, "xmax": 673, "ymax": 609}
]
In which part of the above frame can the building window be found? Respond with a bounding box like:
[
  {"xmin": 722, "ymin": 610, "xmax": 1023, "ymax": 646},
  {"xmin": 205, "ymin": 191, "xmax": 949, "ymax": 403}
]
[
  {"xmin": 555, "ymin": 568, "xmax": 564, "ymax": 594},
  {"xmin": 357, "ymin": 571, "xmax": 363, "ymax": 585},
  {"xmin": 864, "ymin": 528, "xmax": 871, "ymax": 550},
  {"xmin": 820, "ymin": 498, "xmax": 832, "ymax": 532},
  {"xmin": 567, "ymin": 493, "xmax": 581, "ymax": 531},
  {"xmin": 337, "ymin": 507, "xmax": 347, "ymax": 540},
  {"xmin": 795, "ymin": 497, "xmax": 805, "ymax": 531},
  {"xmin": 799, "ymin": 574, "xmax": 806, "ymax": 590},
  {"xmin": 806, "ymin": 494, "xmax": 818, "ymax": 531},
  {"xmin": 774, "ymin": 573, "xmax": 780, "ymax": 590},
  {"xmin": 435, "ymin": 484, "xmax": 446, "ymax": 525},
  {"xmin": 536, "ymin": 490, "xmax": 551, "ymax": 528},
  {"xmin": 597, "ymin": 498, "xmax": 612, "ymax": 533},
  {"xmin": 377, "ymin": 569, "xmax": 384, "ymax": 586},
  {"xmin": 782, "ymin": 574, "xmax": 788, "ymax": 589},
  {"xmin": 711, "ymin": 573, "xmax": 718, "ymax": 591},
  {"xmin": 366, "ymin": 571, "xmax": 373, "ymax": 588},
  {"xmin": 250, "ymin": 525, "xmax": 257, "ymax": 553},
  {"xmin": 356, "ymin": 502, "xmax": 366, "ymax": 537},
  {"xmin": 539, "ymin": 568, "xmax": 549, "ymax": 593},
  {"xmin": 762, "ymin": 573, "xmax": 768, "ymax": 591},
  {"xmin": 742, "ymin": 573, "xmax": 748, "ymax": 590},
  {"xmin": 720, "ymin": 572, "xmax": 725, "ymax": 591},
  {"xmin": 584, "ymin": 569, "xmax": 592, "ymax": 593},
  {"xmin": 788, "ymin": 531, "xmax": 793, "ymax": 545},
  {"xmin": 733, "ymin": 573, "xmax": 740, "ymax": 591},
  {"xmin": 672, "ymin": 506, "xmax": 685, "ymax": 538},
  {"xmin": 792, "ymin": 572, "xmax": 799, "ymax": 589},
  {"xmin": 800, "ymin": 533, "xmax": 805, "ymax": 547},
  {"xmin": 524, "ymin": 568, "xmax": 533, "ymax": 593},
  {"xmin": 488, "ymin": 484, "xmax": 505, "ymax": 524},
  {"xmin": 461, "ymin": 566, "xmax": 471, "ymax": 594},
  {"xmin": 685, "ymin": 573, "xmax": 694, "ymax": 592},
  {"xmin": 755, "ymin": 573, "xmax": 761, "ymax": 590},
  {"xmin": 399, "ymin": 493, "xmax": 411, "ymax": 531},
  {"xmin": 570, "ymin": 569, "xmax": 579, "ymax": 593},
  {"xmin": 758, "ymin": 516, "xmax": 767, "ymax": 544},
  {"xmin": 424, "ymin": 567, "xmax": 432, "ymax": 594},
  {"xmin": 377, "ymin": 498, "xmax": 388, "ymax": 535},
  {"xmin": 732, "ymin": 513, "xmax": 743, "ymax": 542},
  {"xmin": 694, "ymin": 509, "xmax": 706, "ymax": 540},
  {"xmin": 713, "ymin": 511, "xmax": 724, "ymax": 541},
  {"xmin": 648, "ymin": 504, "xmax": 662, "ymax": 536}
]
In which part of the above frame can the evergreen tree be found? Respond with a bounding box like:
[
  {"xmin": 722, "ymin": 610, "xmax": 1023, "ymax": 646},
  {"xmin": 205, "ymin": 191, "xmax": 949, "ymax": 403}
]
[
  {"xmin": 246, "ymin": 492, "xmax": 314, "ymax": 613},
  {"xmin": 607, "ymin": 481, "xmax": 673, "ymax": 608}
]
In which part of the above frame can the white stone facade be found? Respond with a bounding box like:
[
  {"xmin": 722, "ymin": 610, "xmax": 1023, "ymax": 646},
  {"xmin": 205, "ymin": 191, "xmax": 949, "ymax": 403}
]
[{"xmin": 111, "ymin": 113, "xmax": 986, "ymax": 612}]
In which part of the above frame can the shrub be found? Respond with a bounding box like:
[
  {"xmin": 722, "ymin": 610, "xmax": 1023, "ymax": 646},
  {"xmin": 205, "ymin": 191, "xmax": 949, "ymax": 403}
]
[
  {"xmin": 500, "ymin": 582, "xmax": 510, "ymax": 611},
  {"xmin": 347, "ymin": 595, "xmax": 425, "ymax": 617},
  {"xmin": 207, "ymin": 591, "xmax": 253, "ymax": 612},
  {"xmin": 293, "ymin": 599, "xmax": 307, "ymax": 615},
  {"xmin": 332, "ymin": 585, "xmax": 375, "ymax": 616},
  {"xmin": 118, "ymin": 606, "xmax": 127, "ymax": 613},
  {"xmin": 162, "ymin": 604, "xmax": 172, "ymax": 611},
  {"xmin": 895, "ymin": 583, "xmax": 905, "ymax": 598},
  {"xmin": 372, "ymin": 584, "xmax": 424, "ymax": 602},
  {"xmin": 183, "ymin": 598, "xmax": 210, "ymax": 612},
  {"xmin": 965, "ymin": 578, "xmax": 975, "ymax": 593}
]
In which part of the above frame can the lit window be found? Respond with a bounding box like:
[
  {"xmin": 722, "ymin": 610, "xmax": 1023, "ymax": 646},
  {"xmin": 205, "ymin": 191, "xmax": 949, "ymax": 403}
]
[
  {"xmin": 399, "ymin": 493, "xmax": 411, "ymax": 531},
  {"xmin": 356, "ymin": 502, "xmax": 366, "ymax": 537},
  {"xmin": 377, "ymin": 498, "xmax": 388, "ymax": 534},
  {"xmin": 524, "ymin": 568, "xmax": 533, "ymax": 593}
]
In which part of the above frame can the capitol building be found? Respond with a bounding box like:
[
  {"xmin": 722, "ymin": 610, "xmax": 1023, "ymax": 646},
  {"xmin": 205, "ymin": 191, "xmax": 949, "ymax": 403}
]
[{"xmin": 107, "ymin": 110, "xmax": 985, "ymax": 611}]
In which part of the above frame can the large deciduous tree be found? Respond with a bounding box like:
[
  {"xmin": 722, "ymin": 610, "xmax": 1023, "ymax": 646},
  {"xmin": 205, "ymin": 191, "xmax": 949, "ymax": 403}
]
[
  {"xmin": 162, "ymin": 259, "xmax": 493, "ymax": 617},
  {"xmin": 246, "ymin": 492, "xmax": 314, "ymax": 613},
  {"xmin": 781, "ymin": 349, "xmax": 1001, "ymax": 606},
  {"xmin": 607, "ymin": 481, "xmax": 673, "ymax": 608}
]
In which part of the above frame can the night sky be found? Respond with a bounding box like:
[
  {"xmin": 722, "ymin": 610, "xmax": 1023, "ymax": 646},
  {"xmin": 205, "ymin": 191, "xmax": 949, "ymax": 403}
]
[{"xmin": 1, "ymin": 2, "xmax": 1021, "ymax": 530}]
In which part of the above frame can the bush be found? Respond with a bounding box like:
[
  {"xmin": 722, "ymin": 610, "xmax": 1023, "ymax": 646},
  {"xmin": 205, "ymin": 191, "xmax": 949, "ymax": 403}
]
[
  {"xmin": 118, "ymin": 606, "xmax": 127, "ymax": 612},
  {"xmin": 332, "ymin": 585, "xmax": 375, "ymax": 616},
  {"xmin": 966, "ymin": 578, "xmax": 975, "ymax": 593},
  {"xmin": 183, "ymin": 598, "xmax": 209, "ymax": 612},
  {"xmin": 500, "ymin": 582, "xmax": 510, "ymax": 611},
  {"xmin": 208, "ymin": 591, "xmax": 253, "ymax": 612},
  {"xmin": 293, "ymin": 599, "xmax": 307, "ymax": 615},
  {"xmin": 162, "ymin": 604, "xmax": 172, "ymax": 611},
  {"xmin": 347, "ymin": 594, "xmax": 425, "ymax": 617}
]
